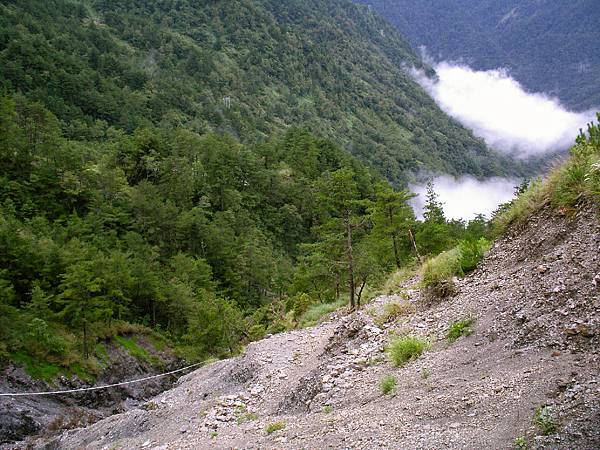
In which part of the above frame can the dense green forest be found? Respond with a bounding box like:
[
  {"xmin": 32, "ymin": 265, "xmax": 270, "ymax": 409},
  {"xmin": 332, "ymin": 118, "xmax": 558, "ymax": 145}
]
[
  {"xmin": 0, "ymin": 0, "xmax": 526, "ymax": 186},
  {"xmin": 356, "ymin": 0, "xmax": 600, "ymax": 110},
  {"xmin": 0, "ymin": 0, "xmax": 513, "ymax": 378},
  {"xmin": 0, "ymin": 94, "xmax": 490, "ymax": 375}
]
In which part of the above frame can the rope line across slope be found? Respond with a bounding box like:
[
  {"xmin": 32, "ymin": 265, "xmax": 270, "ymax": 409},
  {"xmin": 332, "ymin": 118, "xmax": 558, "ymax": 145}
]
[{"xmin": 0, "ymin": 362, "xmax": 204, "ymax": 397}]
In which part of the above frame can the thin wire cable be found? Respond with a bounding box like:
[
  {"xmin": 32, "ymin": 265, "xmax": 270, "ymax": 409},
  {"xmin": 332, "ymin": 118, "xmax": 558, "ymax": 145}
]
[{"xmin": 0, "ymin": 362, "xmax": 204, "ymax": 397}]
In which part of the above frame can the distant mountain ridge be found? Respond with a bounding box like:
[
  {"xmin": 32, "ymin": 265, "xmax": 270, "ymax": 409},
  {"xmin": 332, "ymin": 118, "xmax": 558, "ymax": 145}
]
[
  {"xmin": 356, "ymin": 0, "xmax": 600, "ymax": 111},
  {"xmin": 0, "ymin": 0, "xmax": 525, "ymax": 184}
]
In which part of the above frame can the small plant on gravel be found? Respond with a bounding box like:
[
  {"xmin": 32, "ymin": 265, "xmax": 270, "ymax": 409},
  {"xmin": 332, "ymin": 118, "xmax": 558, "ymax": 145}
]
[
  {"xmin": 446, "ymin": 318, "xmax": 475, "ymax": 342},
  {"xmin": 515, "ymin": 436, "xmax": 528, "ymax": 449},
  {"xmin": 322, "ymin": 405, "xmax": 333, "ymax": 413},
  {"xmin": 379, "ymin": 375, "xmax": 397, "ymax": 395},
  {"xmin": 265, "ymin": 421, "xmax": 285, "ymax": 434},
  {"xmin": 210, "ymin": 432, "xmax": 218, "ymax": 439},
  {"xmin": 420, "ymin": 368, "xmax": 430, "ymax": 379},
  {"xmin": 386, "ymin": 336, "xmax": 428, "ymax": 367},
  {"xmin": 237, "ymin": 412, "xmax": 258, "ymax": 424},
  {"xmin": 375, "ymin": 301, "xmax": 416, "ymax": 326},
  {"xmin": 533, "ymin": 406, "xmax": 556, "ymax": 435}
]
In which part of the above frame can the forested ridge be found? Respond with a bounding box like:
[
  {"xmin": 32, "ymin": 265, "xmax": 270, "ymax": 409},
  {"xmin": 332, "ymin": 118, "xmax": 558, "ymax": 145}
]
[
  {"xmin": 356, "ymin": 0, "xmax": 600, "ymax": 111},
  {"xmin": 0, "ymin": 0, "xmax": 500, "ymax": 379},
  {"xmin": 0, "ymin": 0, "xmax": 525, "ymax": 185}
]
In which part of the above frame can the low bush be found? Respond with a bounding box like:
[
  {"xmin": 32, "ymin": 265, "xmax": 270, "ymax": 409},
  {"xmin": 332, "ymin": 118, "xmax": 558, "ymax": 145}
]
[
  {"xmin": 420, "ymin": 238, "xmax": 490, "ymax": 299},
  {"xmin": 379, "ymin": 375, "xmax": 397, "ymax": 395},
  {"xmin": 113, "ymin": 335, "xmax": 161, "ymax": 367},
  {"xmin": 386, "ymin": 335, "xmax": 427, "ymax": 367},
  {"xmin": 458, "ymin": 238, "xmax": 491, "ymax": 273},
  {"xmin": 375, "ymin": 301, "xmax": 416, "ymax": 326},
  {"xmin": 420, "ymin": 248, "xmax": 461, "ymax": 298}
]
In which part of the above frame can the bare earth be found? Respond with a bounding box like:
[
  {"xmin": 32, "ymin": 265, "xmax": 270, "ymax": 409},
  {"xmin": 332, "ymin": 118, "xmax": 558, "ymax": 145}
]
[{"xmin": 43, "ymin": 206, "xmax": 600, "ymax": 450}]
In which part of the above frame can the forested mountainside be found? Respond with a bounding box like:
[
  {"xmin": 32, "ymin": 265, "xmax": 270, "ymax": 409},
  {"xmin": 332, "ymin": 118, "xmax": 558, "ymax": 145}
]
[
  {"xmin": 0, "ymin": 91, "xmax": 493, "ymax": 390},
  {"xmin": 0, "ymin": 0, "xmax": 524, "ymax": 185},
  {"xmin": 43, "ymin": 120, "xmax": 600, "ymax": 450},
  {"xmin": 356, "ymin": 0, "xmax": 600, "ymax": 111}
]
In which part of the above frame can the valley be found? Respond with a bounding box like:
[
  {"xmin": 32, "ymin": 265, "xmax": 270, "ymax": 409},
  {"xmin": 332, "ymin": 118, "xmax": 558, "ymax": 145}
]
[{"xmin": 1, "ymin": 0, "xmax": 599, "ymax": 448}]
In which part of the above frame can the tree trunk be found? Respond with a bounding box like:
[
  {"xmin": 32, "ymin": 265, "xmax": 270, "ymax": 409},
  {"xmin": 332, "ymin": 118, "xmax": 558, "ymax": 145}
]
[
  {"xmin": 346, "ymin": 215, "xmax": 355, "ymax": 310},
  {"xmin": 408, "ymin": 228, "xmax": 422, "ymax": 263},
  {"xmin": 83, "ymin": 319, "xmax": 89, "ymax": 359},
  {"xmin": 391, "ymin": 232, "xmax": 401, "ymax": 269},
  {"xmin": 388, "ymin": 207, "xmax": 401, "ymax": 268},
  {"xmin": 357, "ymin": 278, "xmax": 367, "ymax": 307}
]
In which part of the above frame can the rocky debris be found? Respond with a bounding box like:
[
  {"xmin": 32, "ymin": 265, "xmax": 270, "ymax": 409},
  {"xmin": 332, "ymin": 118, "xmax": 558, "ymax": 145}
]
[{"xmin": 36, "ymin": 205, "xmax": 600, "ymax": 450}]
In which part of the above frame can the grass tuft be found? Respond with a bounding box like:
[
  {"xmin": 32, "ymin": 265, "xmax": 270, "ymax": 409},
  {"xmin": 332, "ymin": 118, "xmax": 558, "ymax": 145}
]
[
  {"xmin": 386, "ymin": 336, "xmax": 427, "ymax": 367},
  {"xmin": 446, "ymin": 318, "xmax": 475, "ymax": 342},
  {"xmin": 379, "ymin": 375, "xmax": 397, "ymax": 395},
  {"xmin": 298, "ymin": 298, "xmax": 347, "ymax": 328},
  {"xmin": 420, "ymin": 238, "xmax": 490, "ymax": 300},
  {"xmin": 533, "ymin": 406, "xmax": 556, "ymax": 435},
  {"xmin": 382, "ymin": 266, "xmax": 417, "ymax": 295},
  {"xmin": 265, "ymin": 421, "xmax": 285, "ymax": 434}
]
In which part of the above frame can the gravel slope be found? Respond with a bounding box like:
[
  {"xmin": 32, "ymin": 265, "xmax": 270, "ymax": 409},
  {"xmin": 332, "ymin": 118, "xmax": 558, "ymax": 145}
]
[{"xmin": 42, "ymin": 206, "xmax": 600, "ymax": 450}]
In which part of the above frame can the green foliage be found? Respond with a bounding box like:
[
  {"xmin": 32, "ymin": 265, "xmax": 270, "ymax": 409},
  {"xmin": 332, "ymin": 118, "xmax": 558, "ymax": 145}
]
[
  {"xmin": 457, "ymin": 238, "xmax": 491, "ymax": 273},
  {"xmin": 322, "ymin": 405, "xmax": 333, "ymax": 414},
  {"xmin": 10, "ymin": 352, "xmax": 61, "ymax": 382},
  {"xmin": 534, "ymin": 406, "xmax": 556, "ymax": 436},
  {"xmin": 420, "ymin": 237, "xmax": 490, "ymax": 299},
  {"xmin": 379, "ymin": 375, "xmax": 397, "ymax": 395},
  {"xmin": 113, "ymin": 335, "xmax": 159, "ymax": 367},
  {"xmin": 382, "ymin": 266, "xmax": 417, "ymax": 295},
  {"xmin": 386, "ymin": 336, "xmax": 427, "ymax": 367},
  {"xmin": 494, "ymin": 116, "xmax": 600, "ymax": 232},
  {"xmin": 493, "ymin": 179, "xmax": 545, "ymax": 232},
  {"xmin": 446, "ymin": 318, "xmax": 475, "ymax": 342},
  {"xmin": 265, "ymin": 421, "xmax": 285, "ymax": 434},
  {"xmin": 94, "ymin": 342, "xmax": 109, "ymax": 366}
]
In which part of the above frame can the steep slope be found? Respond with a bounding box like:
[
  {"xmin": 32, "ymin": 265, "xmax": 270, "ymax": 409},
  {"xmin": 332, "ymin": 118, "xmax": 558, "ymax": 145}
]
[
  {"xmin": 0, "ymin": 0, "xmax": 523, "ymax": 184},
  {"xmin": 356, "ymin": 0, "xmax": 600, "ymax": 111},
  {"xmin": 39, "ymin": 205, "xmax": 600, "ymax": 450}
]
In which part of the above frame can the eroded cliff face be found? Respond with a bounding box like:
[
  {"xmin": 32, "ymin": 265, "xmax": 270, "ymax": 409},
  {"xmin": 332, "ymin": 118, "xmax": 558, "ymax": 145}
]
[
  {"xmin": 1, "ymin": 334, "xmax": 181, "ymax": 447},
  {"xmin": 36, "ymin": 206, "xmax": 600, "ymax": 449}
]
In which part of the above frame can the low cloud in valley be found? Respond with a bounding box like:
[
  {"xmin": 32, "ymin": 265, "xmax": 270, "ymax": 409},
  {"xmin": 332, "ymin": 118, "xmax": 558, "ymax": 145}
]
[
  {"xmin": 410, "ymin": 176, "xmax": 518, "ymax": 221},
  {"xmin": 412, "ymin": 62, "xmax": 596, "ymax": 157}
]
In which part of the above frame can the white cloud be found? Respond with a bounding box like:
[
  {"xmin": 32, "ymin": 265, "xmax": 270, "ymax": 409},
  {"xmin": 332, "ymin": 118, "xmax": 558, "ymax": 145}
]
[
  {"xmin": 410, "ymin": 176, "xmax": 518, "ymax": 221},
  {"xmin": 412, "ymin": 62, "xmax": 596, "ymax": 156}
]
